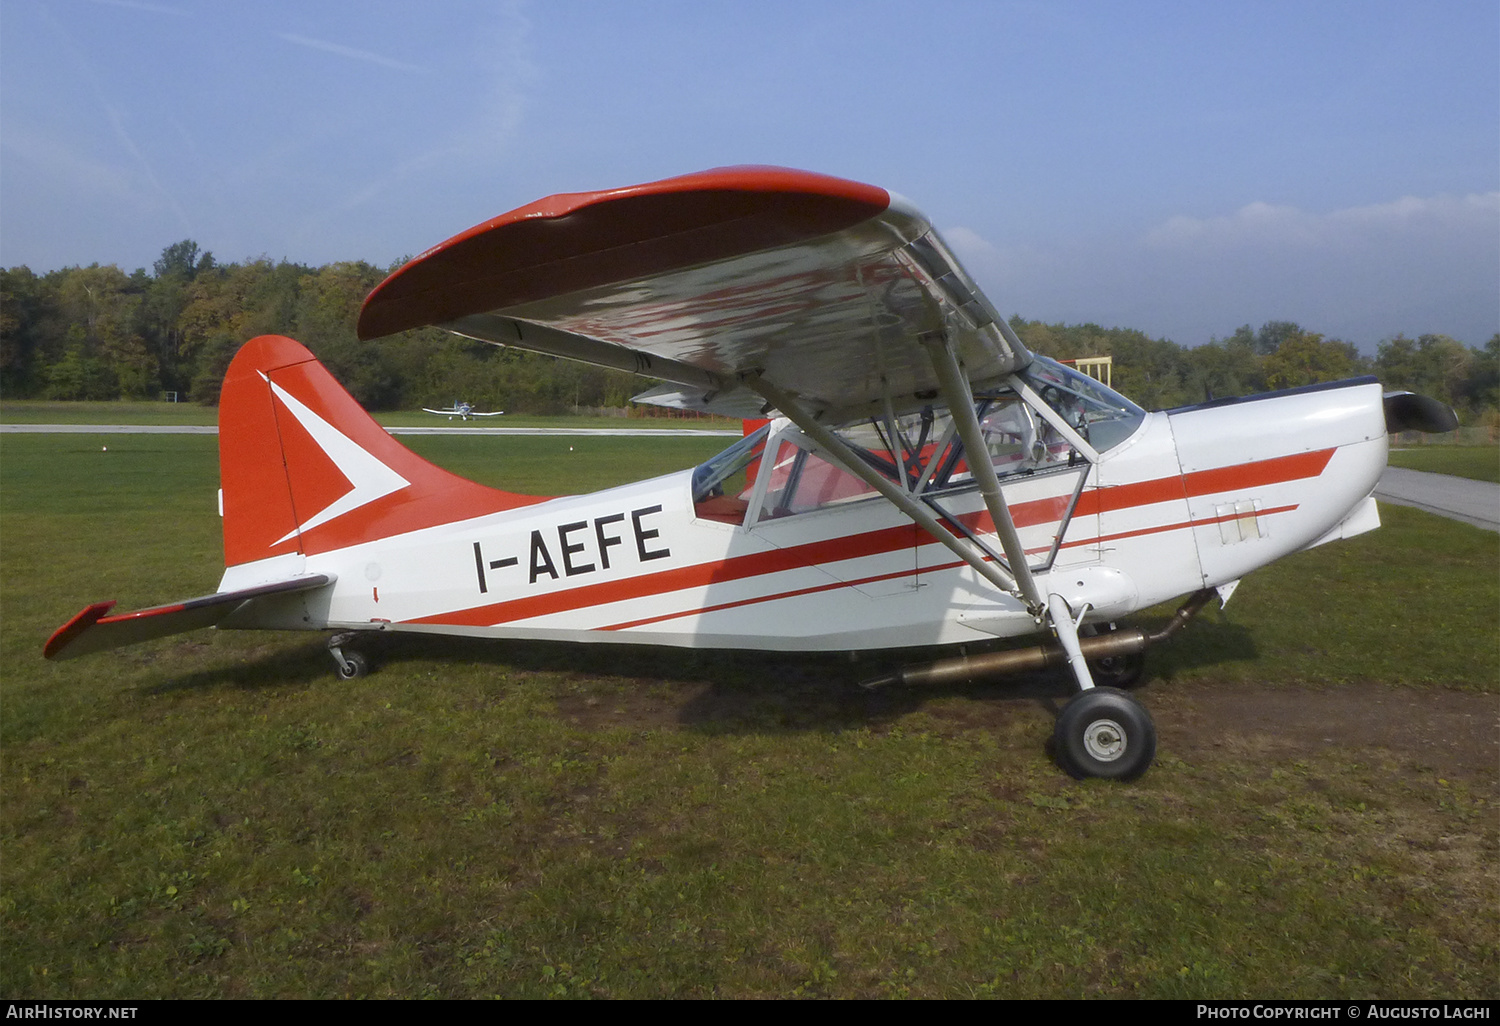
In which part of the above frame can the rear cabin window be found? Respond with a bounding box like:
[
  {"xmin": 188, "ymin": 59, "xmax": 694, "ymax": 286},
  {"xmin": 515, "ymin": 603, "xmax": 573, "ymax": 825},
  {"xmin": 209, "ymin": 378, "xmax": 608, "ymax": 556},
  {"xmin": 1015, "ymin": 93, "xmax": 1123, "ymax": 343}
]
[{"xmin": 755, "ymin": 439, "xmax": 880, "ymax": 521}]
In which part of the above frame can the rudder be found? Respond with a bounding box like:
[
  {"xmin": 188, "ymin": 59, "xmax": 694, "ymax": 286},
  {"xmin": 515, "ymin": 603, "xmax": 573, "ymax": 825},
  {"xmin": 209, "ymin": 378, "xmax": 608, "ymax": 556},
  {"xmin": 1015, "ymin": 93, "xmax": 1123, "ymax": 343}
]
[{"xmin": 219, "ymin": 335, "xmax": 544, "ymax": 569}]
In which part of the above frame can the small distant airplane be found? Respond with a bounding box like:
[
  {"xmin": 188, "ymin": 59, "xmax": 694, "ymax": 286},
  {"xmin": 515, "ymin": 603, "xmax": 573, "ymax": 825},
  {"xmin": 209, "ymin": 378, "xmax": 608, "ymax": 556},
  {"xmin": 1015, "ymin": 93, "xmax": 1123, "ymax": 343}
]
[
  {"xmin": 44, "ymin": 167, "xmax": 1457, "ymax": 781},
  {"xmin": 422, "ymin": 401, "xmax": 503, "ymax": 421}
]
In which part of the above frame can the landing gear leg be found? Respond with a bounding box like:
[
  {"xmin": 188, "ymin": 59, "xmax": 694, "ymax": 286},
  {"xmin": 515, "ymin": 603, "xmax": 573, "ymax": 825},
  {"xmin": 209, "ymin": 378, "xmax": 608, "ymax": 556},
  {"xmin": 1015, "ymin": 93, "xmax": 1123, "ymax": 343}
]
[
  {"xmin": 1047, "ymin": 593, "xmax": 1096, "ymax": 693},
  {"xmin": 1048, "ymin": 595, "xmax": 1156, "ymax": 780}
]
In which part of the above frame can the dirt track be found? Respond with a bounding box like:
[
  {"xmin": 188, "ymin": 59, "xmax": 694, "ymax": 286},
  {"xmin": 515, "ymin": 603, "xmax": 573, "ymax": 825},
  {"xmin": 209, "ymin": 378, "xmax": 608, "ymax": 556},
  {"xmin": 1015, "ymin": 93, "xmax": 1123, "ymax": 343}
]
[
  {"xmin": 1147, "ymin": 681, "xmax": 1498, "ymax": 783},
  {"xmin": 552, "ymin": 664, "xmax": 1499, "ymax": 787}
]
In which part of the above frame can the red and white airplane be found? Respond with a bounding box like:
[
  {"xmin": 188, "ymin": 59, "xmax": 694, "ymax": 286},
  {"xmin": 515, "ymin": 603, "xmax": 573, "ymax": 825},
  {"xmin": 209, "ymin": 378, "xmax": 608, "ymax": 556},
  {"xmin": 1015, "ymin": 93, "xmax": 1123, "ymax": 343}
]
[{"xmin": 44, "ymin": 167, "xmax": 1456, "ymax": 780}]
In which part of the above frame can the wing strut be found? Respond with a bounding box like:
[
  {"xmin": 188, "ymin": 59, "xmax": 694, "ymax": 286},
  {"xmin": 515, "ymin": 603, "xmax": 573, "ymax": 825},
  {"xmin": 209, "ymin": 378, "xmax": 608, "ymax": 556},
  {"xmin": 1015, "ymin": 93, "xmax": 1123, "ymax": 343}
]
[
  {"xmin": 744, "ymin": 374, "xmax": 1027, "ymax": 604},
  {"xmin": 922, "ymin": 334, "xmax": 1044, "ymax": 612},
  {"xmin": 748, "ymin": 337, "xmax": 1099, "ymax": 692},
  {"xmin": 921, "ymin": 334, "xmax": 1098, "ymax": 689},
  {"xmin": 918, "ymin": 336, "xmax": 1110, "ymax": 684}
]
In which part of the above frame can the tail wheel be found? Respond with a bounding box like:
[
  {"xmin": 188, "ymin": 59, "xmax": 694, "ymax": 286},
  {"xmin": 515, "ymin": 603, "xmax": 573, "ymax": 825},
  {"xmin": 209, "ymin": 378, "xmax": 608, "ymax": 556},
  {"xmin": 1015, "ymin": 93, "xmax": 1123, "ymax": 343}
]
[
  {"xmin": 1054, "ymin": 687, "xmax": 1156, "ymax": 781},
  {"xmin": 334, "ymin": 650, "xmax": 369, "ymax": 680}
]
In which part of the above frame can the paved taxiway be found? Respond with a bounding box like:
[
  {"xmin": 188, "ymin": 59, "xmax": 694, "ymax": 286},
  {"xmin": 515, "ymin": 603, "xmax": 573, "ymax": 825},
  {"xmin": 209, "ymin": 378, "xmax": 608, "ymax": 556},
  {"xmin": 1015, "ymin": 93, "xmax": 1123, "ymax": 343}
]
[{"xmin": 1373, "ymin": 466, "xmax": 1499, "ymax": 532}]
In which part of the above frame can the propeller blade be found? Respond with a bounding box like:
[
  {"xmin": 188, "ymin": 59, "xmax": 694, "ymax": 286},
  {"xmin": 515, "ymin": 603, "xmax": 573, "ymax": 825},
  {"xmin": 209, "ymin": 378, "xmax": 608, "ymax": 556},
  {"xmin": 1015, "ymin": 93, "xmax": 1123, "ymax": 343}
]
[{"xmin": 1383, "ymin": 391, "xmax": 1459, "ymax": 434}]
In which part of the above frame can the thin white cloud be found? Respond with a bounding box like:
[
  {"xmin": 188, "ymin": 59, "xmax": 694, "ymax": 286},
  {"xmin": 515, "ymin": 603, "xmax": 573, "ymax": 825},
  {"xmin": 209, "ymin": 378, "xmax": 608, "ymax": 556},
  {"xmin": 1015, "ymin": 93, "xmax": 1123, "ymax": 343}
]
[
  {"xmin": 940, "ymin": 224, "xmax": 1040, "ymax": 310},
  {"xmin": 0, "ymin": 125, "xmax": 140, "ymax": 205},
  {"xmin": 1130, "ymin": 192, "xmax": 1500, "ymax": 343},
  {"xmin": 6, "ymin": 2, "xmax": 195, "ymax": 243},
  {"xmin": 85, "ymin": 0, "xmax": 189, "ymax": 15},
  {"xmin": 934, "ymin": 193, "xmax": 1499, "ymax": 348},
  {"xmin": 1145, "ymin": 193, "xmax": 1500, "ymax": 252},
  {"xmin": 279, "ymin": 33, "xmax": 428, "ymax": 74},
  {"xmin": 314, "ymin": 2, "xmax": 534, "ymax": 224},
  {"xmin": 460, "ymin": 1, "xmax": 536, "ymax": 160},
  {"xmin": 940, "ymin": 225, "xmax": 998, "ymax": 259},
  {"xmin": 102, "ymin": 103, "xmax": 191, "ymax": 232}
]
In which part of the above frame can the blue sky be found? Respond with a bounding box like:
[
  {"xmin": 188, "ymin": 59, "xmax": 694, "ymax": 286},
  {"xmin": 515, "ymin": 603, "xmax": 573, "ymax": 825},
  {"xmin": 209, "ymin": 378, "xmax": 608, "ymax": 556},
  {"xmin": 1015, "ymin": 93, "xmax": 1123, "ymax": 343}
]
[{"xmin": 2, "ymin": 0, "xmax": 1496, "ymax": 351}]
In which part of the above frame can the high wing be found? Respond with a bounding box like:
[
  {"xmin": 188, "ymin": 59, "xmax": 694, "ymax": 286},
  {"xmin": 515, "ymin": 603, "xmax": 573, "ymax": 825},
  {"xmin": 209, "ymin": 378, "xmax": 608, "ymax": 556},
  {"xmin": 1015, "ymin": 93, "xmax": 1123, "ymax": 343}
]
[{"xmin": 357, "ymin": 166, "xmax": 1031, "ymax": 422}]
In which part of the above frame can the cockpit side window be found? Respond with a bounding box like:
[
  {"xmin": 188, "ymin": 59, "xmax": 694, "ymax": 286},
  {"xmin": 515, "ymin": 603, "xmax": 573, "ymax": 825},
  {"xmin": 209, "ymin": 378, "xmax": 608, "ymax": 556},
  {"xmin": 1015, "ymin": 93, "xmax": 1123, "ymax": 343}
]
[
  {"xmin": 699, "ymin": 401, "xmax": 1091, "ymax": 529},
  {"xmin": 692, "ymin": 423, "xmax": 770, "ymax": 523},
  {"xmin": 926, "ymin": 392, "xmax": 1088, "ymax": 492},
  {"xmin": 693, "ymin": 362, "xmax": 1133, "ymax": 528}
]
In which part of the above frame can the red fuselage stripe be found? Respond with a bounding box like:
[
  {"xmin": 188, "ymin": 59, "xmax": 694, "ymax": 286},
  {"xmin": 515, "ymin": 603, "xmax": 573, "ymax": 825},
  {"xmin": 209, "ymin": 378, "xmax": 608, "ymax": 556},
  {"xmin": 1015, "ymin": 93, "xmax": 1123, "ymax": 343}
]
[
  {"xmin": 402, "ymin": 523, "xmax": 921, "ymax": 627},
  {"xmin": 601, "ymin": 503, "xmax": 1301, "ymax": 631},
  {"xmin": 401, "ymin": 448, "xmax": 1333, "ymax": 629}
]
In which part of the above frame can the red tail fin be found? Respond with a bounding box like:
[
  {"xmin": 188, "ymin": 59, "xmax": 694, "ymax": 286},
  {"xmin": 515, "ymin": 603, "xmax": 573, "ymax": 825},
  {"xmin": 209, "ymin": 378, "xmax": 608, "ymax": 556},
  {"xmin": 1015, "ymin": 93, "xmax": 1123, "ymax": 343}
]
[{"xmin": 219, "ymin": 335, "xmax": 544, "ymax": 567}]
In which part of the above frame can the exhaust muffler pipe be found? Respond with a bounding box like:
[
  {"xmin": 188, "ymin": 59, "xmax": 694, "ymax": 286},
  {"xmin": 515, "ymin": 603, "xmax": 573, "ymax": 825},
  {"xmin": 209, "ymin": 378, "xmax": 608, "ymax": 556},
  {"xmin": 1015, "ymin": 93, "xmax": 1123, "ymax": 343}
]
[{"xmin": 862, "ymin": 588, "xmax": 1215, "ymax": 689}]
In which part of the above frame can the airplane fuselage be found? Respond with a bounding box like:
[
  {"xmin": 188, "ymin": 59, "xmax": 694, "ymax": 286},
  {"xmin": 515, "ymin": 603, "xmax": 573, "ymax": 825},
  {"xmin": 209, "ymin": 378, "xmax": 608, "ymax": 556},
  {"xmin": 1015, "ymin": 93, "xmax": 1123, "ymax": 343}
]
[{"xmin": 221, "ymin": 378, "xmax": 1387, "ymax": 652}]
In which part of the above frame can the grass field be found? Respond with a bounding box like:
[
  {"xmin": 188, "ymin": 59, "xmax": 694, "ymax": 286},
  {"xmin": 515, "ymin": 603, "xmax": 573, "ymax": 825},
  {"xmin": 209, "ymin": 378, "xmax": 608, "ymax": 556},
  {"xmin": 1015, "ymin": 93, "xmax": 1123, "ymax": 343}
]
[
  {"xmin": 1387, "ymin": 446, "xmax": 1500, "ymax": 483},
  {"xmin": 1, "ymin": 432, "xmax": 1495, "ymax": 999},
  {"xmin": 0, "ymin": 399, "xmax": 222, "ymax": 426}
]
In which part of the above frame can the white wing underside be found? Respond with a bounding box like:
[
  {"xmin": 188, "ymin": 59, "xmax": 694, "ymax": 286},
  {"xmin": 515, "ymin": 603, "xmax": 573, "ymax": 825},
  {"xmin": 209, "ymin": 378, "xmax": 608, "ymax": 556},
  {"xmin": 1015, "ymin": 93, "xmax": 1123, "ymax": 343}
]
[{"xmin": 359, "ymin": 168, "xmax": 1031, "ymax": 424}]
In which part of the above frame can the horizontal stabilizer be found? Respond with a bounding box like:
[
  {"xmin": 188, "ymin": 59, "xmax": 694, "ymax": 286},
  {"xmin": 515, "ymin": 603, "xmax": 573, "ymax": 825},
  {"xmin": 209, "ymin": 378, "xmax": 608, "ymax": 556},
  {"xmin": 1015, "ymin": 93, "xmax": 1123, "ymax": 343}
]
[
  {"xmin": 44, "ymin": 575, "xmax": 333, "ymax": 661},
  {"xmin": 1383, "ymin": 391, "xmax": 1459, "ymax": 434}
]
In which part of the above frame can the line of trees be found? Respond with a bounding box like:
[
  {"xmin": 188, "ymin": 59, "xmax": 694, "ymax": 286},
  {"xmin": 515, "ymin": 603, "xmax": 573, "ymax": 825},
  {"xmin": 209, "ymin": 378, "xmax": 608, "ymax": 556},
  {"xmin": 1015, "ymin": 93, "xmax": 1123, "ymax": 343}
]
[
  {"xmin": 0, "ymin": 242, "xmax": 642, "ymax": 415},
  {"xmin": 2, "ymin": 241, "xmax": 1496, "ymax": 421},
  {"xmin": 1012, "ymin": 319, "xmax": 1498, "ymax": 423}
]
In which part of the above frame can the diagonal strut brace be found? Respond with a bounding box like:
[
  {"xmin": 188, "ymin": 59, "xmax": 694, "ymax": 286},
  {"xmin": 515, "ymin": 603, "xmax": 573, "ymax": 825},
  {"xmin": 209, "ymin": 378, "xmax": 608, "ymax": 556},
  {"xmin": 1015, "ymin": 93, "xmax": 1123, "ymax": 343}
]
[
  {"xmin": 920, "ymin": 335, "xmax": 1043, "ymax": 612},
  {"xmin": 743, "ymin": 374, "xmax": 1025, "ymax": 604},
  {"xmin": 920, "ymin": 336, "xmax": 1097, "ymax": 690},
  {"xmin": 744, "ymin": 338, "xmax": 1100, "ymax": 693}
]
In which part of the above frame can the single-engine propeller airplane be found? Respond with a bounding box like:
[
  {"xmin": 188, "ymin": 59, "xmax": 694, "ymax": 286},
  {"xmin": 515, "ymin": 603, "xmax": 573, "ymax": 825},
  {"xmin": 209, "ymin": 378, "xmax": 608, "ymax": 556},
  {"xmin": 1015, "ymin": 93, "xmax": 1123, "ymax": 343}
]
[
  {"xmin": 422, "ymin": 400, "xmax": 503, "ymax": 421},
  {"xmin": 44, "ymin": 167, "xmax": 1458, "ymax": 780}
]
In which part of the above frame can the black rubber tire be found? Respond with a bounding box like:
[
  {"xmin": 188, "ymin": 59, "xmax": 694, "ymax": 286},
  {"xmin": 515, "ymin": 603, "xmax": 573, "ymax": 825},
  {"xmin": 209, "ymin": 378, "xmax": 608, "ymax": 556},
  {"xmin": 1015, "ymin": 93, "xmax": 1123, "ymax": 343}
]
[
  {"xmin": 1053, "ymin": 687, "xmax": 1156, "ymax": 781},
  {"xmin": 1087, "ymin": 650, "xmax": 1147, "ymax": 689},
  {"xmin": 335, "ymin": 651, "xmax": 369, "ymax": 680}
]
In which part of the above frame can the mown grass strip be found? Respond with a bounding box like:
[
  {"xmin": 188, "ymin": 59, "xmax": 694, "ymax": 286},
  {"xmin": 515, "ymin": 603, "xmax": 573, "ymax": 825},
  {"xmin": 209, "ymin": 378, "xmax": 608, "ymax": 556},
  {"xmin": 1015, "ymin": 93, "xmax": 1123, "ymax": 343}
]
[{"xmin": 1386, "ymin": 445, "xmax": 1500, "ymax": 483}]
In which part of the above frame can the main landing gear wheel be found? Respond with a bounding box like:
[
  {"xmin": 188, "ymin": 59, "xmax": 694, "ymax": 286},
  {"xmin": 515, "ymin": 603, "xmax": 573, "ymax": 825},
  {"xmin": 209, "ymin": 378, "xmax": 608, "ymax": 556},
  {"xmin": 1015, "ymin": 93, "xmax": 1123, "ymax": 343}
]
[{"xmin": 1053, "ymin": 687, "xmax": 1156, "ymax": 781}]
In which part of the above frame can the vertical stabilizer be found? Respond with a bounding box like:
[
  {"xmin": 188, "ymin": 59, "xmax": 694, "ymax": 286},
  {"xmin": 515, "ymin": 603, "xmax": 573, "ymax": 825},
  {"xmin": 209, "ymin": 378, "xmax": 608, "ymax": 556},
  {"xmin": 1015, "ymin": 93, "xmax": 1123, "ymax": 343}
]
[{"xmin": 218, "ymin": 335, "xmax": 544, "ymax": 568}]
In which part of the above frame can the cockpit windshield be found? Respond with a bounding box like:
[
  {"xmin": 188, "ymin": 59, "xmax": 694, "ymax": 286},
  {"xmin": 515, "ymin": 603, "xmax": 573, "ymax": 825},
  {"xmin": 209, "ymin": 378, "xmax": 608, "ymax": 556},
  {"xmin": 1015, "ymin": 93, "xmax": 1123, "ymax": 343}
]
[{"xmin": 1019, "ymin": 356, "xmax": 1145, "ymax": 453}]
